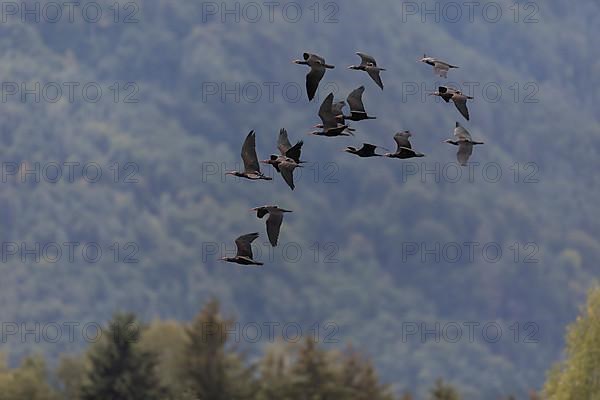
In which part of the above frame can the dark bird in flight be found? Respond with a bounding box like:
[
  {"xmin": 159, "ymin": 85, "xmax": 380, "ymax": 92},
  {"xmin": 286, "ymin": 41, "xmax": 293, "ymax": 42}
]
[
  {"xmin": 251, "ymin": 206, "xmax": 293, "ymax": 247},
  {"xmin": 444, "ymin": 122, "xmax": 484, "ymax": 166},
  {"xmin": 430, "ymin": 86, "xmax": 474, "ymax": 121},
  {"xmin": 277, "ymin": 128, "xmax": 304, "ymax": 164},
  {"xmin": 293, "ymin": 52, "xmax": 335, "ymax": 101},
  {"xmin": 344, "ymin": 143, "xmax": 384, "ymax": 158},
  {"xmin": 261, "ymin": 156, "xmax": 302, "ymax": 190},
  {"xmin": 418, "ymin": 54, "xmax": 459, "ymax": 78},
  {"xmin": 226, "ymin": 131, "xmax": 272, "ymax": 180},
  {"xmin": 348, "ymin": 52, "xmax": 386, "ymax": 90},
  {"xmin": 261, "ymin": 129, "xmax": 303, "ymax": 190},
  {"xmin": 220, "ymin": 233, "xmax": 263, "ymax": 266},
  {"xmin": 385, "ymin": 131, "xmax": 425, "ymax": 159},
  {"xmin": 310, "ymin": 93, "xmax": 351, "ymax": 137},
  {"xmin": 341, "ymin": 86, "xmax": 376, "ymax": 122}
]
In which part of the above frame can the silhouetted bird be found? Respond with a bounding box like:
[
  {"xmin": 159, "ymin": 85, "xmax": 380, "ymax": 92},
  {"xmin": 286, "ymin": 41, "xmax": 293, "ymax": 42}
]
[
  {"xmin": 309, "ymin": 93, "xmax": 351, "ymax": 137},
  {"xmin": 262, "ymin": 129, "xmax": 303, "ymax": 190},
  {"xmin": 342, "ymin": 86, "xmax": 376, "ymax": 122},
  {"xmin": 220, "ymin": 233, "xmax": 263, "ymax": 266},
  {"xmin": 293, "ymin": 52, "xmax": 335, "ymax": 101},
  {"xmin": 344, "ymin": 143, "xmax": 384, "ymax": 158},
  {"xmin": 226, "ymin": 131, "xmax": 272, "ymax": 180},
  {"xmin": 430, "ymin": 86, "xmax": 473, "ymax": 120},
  {"xmin": 251, "ymin": 206, "xmax": 293, "ymax": 247},
  {"xmin": 348, "ymin": 52, "xmax": 385, "ymax": 89},
  {"xmin": 385, "ymin": 131, "xmax": 425, "ymax": 159},
  {"xmin": 262, "ymin": 155, "xmax": 302, "ymax": 190},
  {"xmin": 277, "ymin": 128, "xmax": 304, "ymax": 164},
  {"xmin": 444, "ymin": 122, "xmax": 484, "ymax": 165},
  {"xmin": 418, "ymin": 54, "xmax": 459, "ymax": 78}
]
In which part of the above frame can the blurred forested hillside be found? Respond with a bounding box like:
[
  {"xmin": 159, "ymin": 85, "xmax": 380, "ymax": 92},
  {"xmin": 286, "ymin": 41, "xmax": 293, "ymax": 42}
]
[{"xmin": 0, "ymin": 0, "xmax": 598, "ymax": 398}]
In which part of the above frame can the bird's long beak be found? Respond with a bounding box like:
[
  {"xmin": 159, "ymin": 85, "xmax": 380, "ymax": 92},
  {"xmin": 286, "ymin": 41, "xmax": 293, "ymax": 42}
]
[{"xmin": 260, "ymin": 160, "xmax": 269, "ymax": 164}]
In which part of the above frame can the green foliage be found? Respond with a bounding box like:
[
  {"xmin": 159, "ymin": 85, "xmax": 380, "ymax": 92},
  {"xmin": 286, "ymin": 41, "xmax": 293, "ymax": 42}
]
[
  {"xmin": 429, "ymin": 378, "xmax": 461, "ymax": 400},
  {"xmin": 181, "ymin": 300, "xmax": 257, "ymax": 400},
  {"xmin": 79, "ymin": 313, "xmax": 165, "ymax": 400},
  {"xmin": 544, "ymin": 287, "xmax": 600, "ymax": 399},
  {"xmin": 0, "ymin": 356, "xmax": 58, "ymax": 400}
]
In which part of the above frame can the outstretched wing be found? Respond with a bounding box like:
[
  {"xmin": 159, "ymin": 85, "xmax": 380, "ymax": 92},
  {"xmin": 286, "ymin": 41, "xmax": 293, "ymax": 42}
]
[
  {"xmin": 318, "ymin": 92, "xmax": 338, "ymax": 129},
  {"xmin": 357, "ymin": 52, "xmax": 377, "ymax": 66},
  {"xmin": 393, "ymin": 132, "xmax": 412, "ymax": 152},
  {"xmin": 453, "ymin": 96, "xmax": 470, "ymax": 120},
  {"xmin": 266, "ymin": 213, "xmax": 284, "ymax": 247},
  {"xmin": 347, "ymin": 86, "xmax": 366, "ymax": 113},
  {"xmin": 454, "ymin": 122, "xmax": 472, "ymax": 141},
  {"xmin": 456, "ymin": 142, "xmax": 474, "ymax": 166},
  {"xmin": 241, "ymin": 131, "xmax": 260, "ymax": 173},
  {"xmin": 278, "ymin": 128, "xmax": 292, "ymax": 155},
  {"xmin": 434, "ymin": 62, "xmax": 450, "ymax": 78},
  {"xmin": 279, "ymin": 161, "xmax": 297, "ymax": 191},
  {"xmin": 285, "ymin": 141, "xmax": 303, "ymax": 164},
  {"xmin": 235, "ymin": 233, "xmax": 259, "ymax": 258},
  {"xmin": 360, "ymin": 143, "xmax": 379, "ymax": 156},
  {"xmin": 367, "ymin": 68, "xmax": 384, "ymax": 90},
  {"xmin": 306, "ymin": 66, "xmax": 325, "ymax": 101}
]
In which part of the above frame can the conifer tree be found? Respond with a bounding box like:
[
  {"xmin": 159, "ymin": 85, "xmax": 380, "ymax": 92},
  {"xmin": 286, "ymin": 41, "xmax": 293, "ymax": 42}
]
[{"xmin": 80, "ymin": 313, "xmax": 165, "ymax": 400}]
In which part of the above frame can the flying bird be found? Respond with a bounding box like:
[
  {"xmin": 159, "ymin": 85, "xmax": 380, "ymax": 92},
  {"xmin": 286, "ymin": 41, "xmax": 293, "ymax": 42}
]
[
  {"xmin": 293, "ymin": 52, "xmax": 335, "ymax": 101},
  {"xmin": 251, "ymin": 206, "xmax": 293, "ymax": 247},
  {"xmin": 220, "ymin": 233, "xmax": 263, "ymax": 266},
  {"xmin": 348, "ymin": 52, "xmax": 386, "ymax": 90},
  {"xmin": 225, "ymin": 131, "xmax": 272, "ymax": 180},
  {"xmin": 385, "ymin": 131, "xmax": 425, "ymax": 159},
  {"xmin": 262, "ymin": 129, "xmax": 303, "ymax": 190},
  {"xmin": 277, "ymin": 128, "xmax": 304, "ymax": 164},
  {"xmin": 309, "ymin": 93, "xmax": 351, "ymax": 137},
  {"xmin": 444, "ymin": 122, "xmax": 484, "ymax": 166},
  {"xmin": 418, "ymin": 54, "xmax": 459, "ymax": 78},
  {"xmin": 430, "ymin": 86, "xmax": 474, "ymax": 121},
  {"xmin": 341, "ymin": 86, "xmax": 376, "ymax": 122},
  {"xmin": 261, "ymin": 156, "xmax": 302, "ymax": 190},
  {"xmin": 344, "ymin": 143, "xmax": 384, "ymax": 158}
]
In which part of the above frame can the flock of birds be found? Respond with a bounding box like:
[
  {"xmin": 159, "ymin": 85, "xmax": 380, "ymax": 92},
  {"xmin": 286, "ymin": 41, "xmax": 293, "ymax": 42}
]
[{"xmin": 220, "ymin": 52, "xmax": 484, "ymax": 266}]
